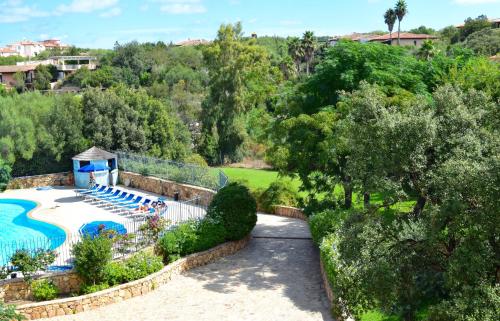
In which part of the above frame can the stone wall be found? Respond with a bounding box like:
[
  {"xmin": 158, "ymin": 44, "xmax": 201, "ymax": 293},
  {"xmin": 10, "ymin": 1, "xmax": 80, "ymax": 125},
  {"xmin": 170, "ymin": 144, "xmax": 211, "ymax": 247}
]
[
  {"xmin": 0, "ymin": 273, "xmax": 81, "ymax": 303},
  {"xmin": 7, "ymin": 172, "xmax": 74, "ymax": 190},
  {"xmin": 273, "ymin": 205, "xmax": 308, "ymax": 221},
  {"xmin": 16, "ymin": 235, "xmax": 251, "ymax": 320},
  {"xmin": 119, "ymin": 171, "xmax": 216, "ymax": 206}
]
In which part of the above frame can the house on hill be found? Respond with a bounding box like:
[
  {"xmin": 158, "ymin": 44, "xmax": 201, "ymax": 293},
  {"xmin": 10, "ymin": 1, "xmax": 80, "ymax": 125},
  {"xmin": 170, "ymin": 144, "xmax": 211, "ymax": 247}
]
[
  {"xmin": 0, "ymin": 65, "xmax": 36, "ymax": 88},
  {"xmin": 369, "ymin": 32, "xmax": 438, "ymax": 47}
]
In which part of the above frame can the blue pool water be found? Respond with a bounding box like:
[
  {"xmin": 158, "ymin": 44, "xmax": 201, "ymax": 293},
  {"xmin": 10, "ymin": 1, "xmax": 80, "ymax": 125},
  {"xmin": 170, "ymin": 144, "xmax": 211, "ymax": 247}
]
[{"xmin": 0, "ymin": 199, "xmax": 67, "ymax": 265}]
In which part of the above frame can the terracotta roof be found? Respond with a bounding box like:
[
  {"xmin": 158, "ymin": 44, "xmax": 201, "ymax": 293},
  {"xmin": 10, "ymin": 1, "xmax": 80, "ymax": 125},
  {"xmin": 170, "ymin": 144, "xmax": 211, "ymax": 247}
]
[
  {"xmin": 0, "ymin": 65, "xmax": 37, "ymax": 73},
  {"xmin": 370, "ymin": 32, "xmax": 438, "ymax": 41},
  {"xmin": 72, "ymin": 147, "xmax": 116, "ymax": 161},
  {"xmin": 176, "ymin": 39, "xmax": 210, "ymax": 46},
  {"xmin": 0, "ymin": 47, "xmax": 17, "ymax": 53}
]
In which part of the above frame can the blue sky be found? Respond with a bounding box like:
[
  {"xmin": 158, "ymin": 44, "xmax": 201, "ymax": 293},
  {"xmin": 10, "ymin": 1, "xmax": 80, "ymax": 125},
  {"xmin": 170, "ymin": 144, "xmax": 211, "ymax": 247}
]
[{"xmin": 0, "ymin": 0, "xmax": 499, "ymax": 48}]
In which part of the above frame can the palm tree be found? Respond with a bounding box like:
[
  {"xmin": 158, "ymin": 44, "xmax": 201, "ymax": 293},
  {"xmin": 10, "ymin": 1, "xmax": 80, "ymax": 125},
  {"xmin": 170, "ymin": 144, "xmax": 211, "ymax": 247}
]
[
  {"xmin": 417, "ymin": 40, "xmax": 436, "ymax": 60},
  {"xmin": 384, "ymin": 8, "xmax": 397, "ymax": 45},
  {"xmin": 287, "ymin": 37, "xmax": 303, "ymax": 74},
  {"xmin": 301, "ymin": 31, "xmax": 316, "ymax": 76},
  {"xmin": 394, "ymin": 0, "xmax": 408, "ymax": 46}
]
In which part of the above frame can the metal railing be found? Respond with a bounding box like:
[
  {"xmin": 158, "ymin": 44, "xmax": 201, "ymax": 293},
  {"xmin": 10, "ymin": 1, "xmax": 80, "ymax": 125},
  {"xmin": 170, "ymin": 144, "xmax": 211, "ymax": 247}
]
[
  {"xmin": 0, "ymin": 199, "xmax": 208, "ymax": 270},
  {"xmin": 116, "ymin": 152, "xmax": 228, "ymax": 191}
]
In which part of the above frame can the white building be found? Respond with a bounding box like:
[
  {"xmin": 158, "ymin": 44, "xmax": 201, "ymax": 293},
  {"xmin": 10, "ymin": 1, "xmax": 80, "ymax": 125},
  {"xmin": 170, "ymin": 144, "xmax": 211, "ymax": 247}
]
[{"xmin": 1, "ymin": 39, "xmax": 70, "ymax": 58}]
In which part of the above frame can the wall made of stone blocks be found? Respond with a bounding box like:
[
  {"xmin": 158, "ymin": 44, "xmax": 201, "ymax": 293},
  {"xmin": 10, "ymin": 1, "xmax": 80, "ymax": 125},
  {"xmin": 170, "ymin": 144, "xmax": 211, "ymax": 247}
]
[{"xmin": 7, "ymin": 172, "xmax": 74, "ymax": 190}]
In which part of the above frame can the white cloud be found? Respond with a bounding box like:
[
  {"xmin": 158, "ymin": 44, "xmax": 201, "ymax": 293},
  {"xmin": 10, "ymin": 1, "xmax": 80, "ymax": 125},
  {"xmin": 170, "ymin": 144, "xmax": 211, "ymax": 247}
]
[
  {"xmin": 56, "ymin": 0, "xmax": 119, "ymax": 14},
  {"xmin": 152, "ymin": 0, "xmax": 206, "ymax": 14},
  {"xmin": 0, "ymin": 0, "xmax": 49, "ymax": 23},
  {"xmin": 453, "ymin": 0, "xmax": 500, "ymax": 4},
  {"xmin": 100, "ymin": 7, "xmax": 122, "ymax": 18}
]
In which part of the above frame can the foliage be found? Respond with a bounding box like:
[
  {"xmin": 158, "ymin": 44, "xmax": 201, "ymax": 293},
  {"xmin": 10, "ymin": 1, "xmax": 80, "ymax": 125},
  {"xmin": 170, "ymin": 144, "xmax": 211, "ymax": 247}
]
[
  {"xmin": 10, "ymin": 249, "xmax": 56, "ymax": 283},
  {"xmin": 0, "ymin": 302, "xmax": 25, "ymax": 321},
  {"xmin": 104, "ymin": 252, "xmax": 163, "ymax": 286},
  {"xmin": 206, "ymin": 182, "xmax": 257, "ymax": 241},
  {"xmin": 157, "ymin": 221, "xmax": 199, "ymax": 263},
  {"xmin": 394, "ymin": 0, "xmax": 408, "ymax": 46},
  {"xmin": 31, "ymin": 279, "xmax": 59, "ymax": 301},
  {"xmin": 138, "ymin": 214, "xmax": 169, "ymax": 245},
  {"xmin": 463, "ymin": 28, "xmax": 500, "ymax": 57},
  {"xmin": 258, "ymin": 178, "xmax": 301, "ymax": 213},
  {"xmin": 408, "ymin": 25, "xmax": 436, "ymax": 35},
  {"xmin": 33, "ymin": 65, "xmax": 56, "ymax": 90},
  {"xmin": 79, "ymin": 283, "xmax": 110, "ymax": 295},
  {"xmin": 384, "ymin": 9, "xmax": 397, "ymax": 41},
  {"xmin": 193, "ymin": 217, "xmax": 226, "ymax": 252},
  {"xmin": 309, "ymin": 209, "xmax": 351, "ymax": 245},
  {"xmin": 0, "ymin": 56, "xmax": 25, "ymax": 66},
  {"xmin": 72, "ymin": 236, "xmax": 113, "ymax": 285},
  {"xmin": 0, "ymin": 159, "xmax": 11, "ymax": 191},
  {"xmin": 199, "ymin": 22, "xmax": 280, "ymax": 164},
  {"xmin": 459, "ymin": 15, "xmax": 492, "ymax": 42}
]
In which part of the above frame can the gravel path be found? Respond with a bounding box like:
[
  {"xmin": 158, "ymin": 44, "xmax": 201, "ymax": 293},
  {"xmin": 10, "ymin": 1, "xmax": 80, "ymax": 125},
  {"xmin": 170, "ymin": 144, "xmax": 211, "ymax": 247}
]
[{"xmin": 43, "ymin": 214, "xmax": 333, "ymax": 321}]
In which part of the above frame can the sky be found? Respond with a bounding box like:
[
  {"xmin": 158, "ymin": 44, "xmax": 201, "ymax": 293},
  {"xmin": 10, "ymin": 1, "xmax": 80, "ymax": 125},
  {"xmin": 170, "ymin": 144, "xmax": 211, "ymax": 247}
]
[{"xmin": 0, "ymin": 0, "xmax": 499, "ymax": 49}]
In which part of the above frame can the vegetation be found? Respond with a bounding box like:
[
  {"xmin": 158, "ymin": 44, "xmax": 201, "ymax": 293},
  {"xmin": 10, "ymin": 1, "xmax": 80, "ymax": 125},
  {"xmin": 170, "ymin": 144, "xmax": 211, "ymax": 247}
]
[
  {"xmin": 0, "ymin": 302, "xmax": 25, "ymax": 321},
  {"xmin": 31, "ymin": 279, "xmax": 59, "ymax": 301},
  {"xmin": 10, "ymin": 249, "xmax": 56, "ymax": 283},
  {"xmin": 205, "ymin": 182, "xmax": 257, "ymax": 241},
  {"xmin": 258, "ymin": 179, "xmax": 301, "ymax": 213},
  {"xmin": 104, "ymin": 252, "xmax": 163, "ymax": 286},
  {"xmin": 72, "ymin": 236, "xmax": 113, "ymax": 286}
]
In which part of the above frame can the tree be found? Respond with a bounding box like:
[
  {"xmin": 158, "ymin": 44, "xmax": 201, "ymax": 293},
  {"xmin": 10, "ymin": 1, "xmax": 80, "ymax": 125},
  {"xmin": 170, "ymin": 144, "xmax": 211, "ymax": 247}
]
[
  {"xmin": 287, "ymin": 37, "xmax": 303, "ymax": 74},
  {"xmin": 409, "ymin": 25, "xmax": 436, "ymax": 35},
  {"xmin": 33, "ymin": 64, "xmax": 54, "ymax": 90},
  {"xmin": 384, "ymin": 8, "xmax": 397, "ymax": 44},
  {"xmin": 199, "ymin": 23, "xmax": 279, "ymax": 164},
  {"xmin": 12, "ymin": 71, "xmax": 26, "ymax": 93},
  {"xmin": 416, "ymin": 40, "xmax": 437, "ymax": 60},
  {"xmin": 460, "ymin": 15, "xmax": 492, "ymax": 42},
  {"xmin": 394, "ymin": 0, "xmax": 408, "ymax": 46},
  {"xmin": 301, "ymin": 31, "xmax": 316, "ymax": 76},
  {"xmin": 464, "ymin": 27, "xmax": 500, "ymax": 56}
]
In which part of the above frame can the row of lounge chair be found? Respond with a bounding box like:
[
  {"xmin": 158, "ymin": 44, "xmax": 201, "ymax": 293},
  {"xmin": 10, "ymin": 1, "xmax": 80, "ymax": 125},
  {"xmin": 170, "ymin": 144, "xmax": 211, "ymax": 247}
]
[{"xmin": 75, "ymin": 184, "xmax": 158, "ymax": 218}]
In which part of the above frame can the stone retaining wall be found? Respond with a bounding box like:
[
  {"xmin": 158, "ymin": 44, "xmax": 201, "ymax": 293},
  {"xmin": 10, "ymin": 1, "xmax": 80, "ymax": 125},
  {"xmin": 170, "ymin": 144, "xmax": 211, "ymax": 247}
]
[
  {"xmin": 272, "ymin": 205, "xmax": 308, "ymax": 221},
  {"xmin": 119, "ymin": 171, "xmax": 215, "ymax": 206},
  {"xmin": 7, "ymin": 172, "xmax": 74, "ymax": 189},
  {"xmin": 0, "ymin": 273, "xmax": 81, "ymax": 303},
  {"xmin": 16, "ymin": 235, "xmax": 250, "ymax": 320}
]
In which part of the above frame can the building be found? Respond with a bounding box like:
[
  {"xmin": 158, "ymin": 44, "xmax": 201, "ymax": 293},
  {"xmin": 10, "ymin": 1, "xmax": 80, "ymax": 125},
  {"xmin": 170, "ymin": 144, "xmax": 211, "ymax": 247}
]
[
  {"xmin": 0, "ymin": 47, "xmax": 18, "ymax": 57},
  {"xmin": 328, "ymin": 33, "xmax": 381, "ymax": 46},
  {"xmin": 369, "ymin": 32, "xmax": 438, "ymax": 47},
  {"xmin": 0, "ymin": 65, "xmax": 37, "ymax": 87},
  {"xmin": 1, "ymin": 39, "xmax": 69, "ymax": 58},
  {"xmin": 456, "ymin": 18, "xmax": 500, "ymax": 29},
  {"xmin": 175, "ymin": 39, "xmax": 210, "ymax": 46}
]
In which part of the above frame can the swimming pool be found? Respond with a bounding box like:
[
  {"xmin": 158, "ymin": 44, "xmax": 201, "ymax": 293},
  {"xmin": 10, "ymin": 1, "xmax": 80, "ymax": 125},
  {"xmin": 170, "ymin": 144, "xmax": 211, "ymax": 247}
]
[{"xmin": 0, "ymin": 199, "xmax": 67, "ymax": 265}]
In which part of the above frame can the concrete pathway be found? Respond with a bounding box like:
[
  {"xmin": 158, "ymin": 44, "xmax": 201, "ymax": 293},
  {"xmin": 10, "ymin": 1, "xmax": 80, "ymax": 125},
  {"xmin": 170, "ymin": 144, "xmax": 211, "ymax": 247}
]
[{"xmin": 43, "ymin": 214, "xmax": 333, "ymax": 321}]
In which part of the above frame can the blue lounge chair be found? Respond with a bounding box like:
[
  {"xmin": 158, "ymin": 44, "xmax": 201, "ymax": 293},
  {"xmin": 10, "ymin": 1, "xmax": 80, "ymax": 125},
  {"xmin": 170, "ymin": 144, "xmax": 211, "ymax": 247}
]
[
  {"xmin": 87, "ymin": 186, "xmax": 113, "ymax": 199},
  {"xmin": 75, "ymin": 184, "xmax": 100, "ymax": 196},
  {"xmin": 124, "ymin": 198, "xmax": 150, "ymax": 211},
  {"xmin": 80, "ymin": 185, "xmax": 105, "ymax": 197},
  {"xmin": 95, "ymin": 189, "xmax": 120, "ymax": 202},
  {"xmin": 119, "ymin": 196, "xmax": 143, "ymax": 210},
  {"xmin": 109, "ymin": 194, "xmax": 135, "ymax": 207}
]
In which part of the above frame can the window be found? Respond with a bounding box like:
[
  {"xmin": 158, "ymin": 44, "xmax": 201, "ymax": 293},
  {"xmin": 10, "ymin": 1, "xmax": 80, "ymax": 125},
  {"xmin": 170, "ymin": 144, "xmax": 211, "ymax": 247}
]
[
  {"xmin": 80, "ymin": 161, "xmax": 90, "ymax": 168},
  {"xmin": 414, "ymin": 40, "xmax": 417, "ymax": 46},
  {"xmin": 0, "ymin": 74, "xmax": 3, "ymax": 84}
]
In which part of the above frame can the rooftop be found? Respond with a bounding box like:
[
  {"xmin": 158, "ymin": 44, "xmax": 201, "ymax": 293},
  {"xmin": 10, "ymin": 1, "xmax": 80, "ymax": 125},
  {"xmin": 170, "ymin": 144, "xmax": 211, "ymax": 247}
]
[
  {"xmin": 72, "ymin": 147, "xmax": 117, "ymax": 161},
  {"xmin": 0, "ymin": 64, "xmax": 37, "ymax": 73},
  {"xmin": 370, "ymin": 32, "xmax": 438, "ymax": 41}
]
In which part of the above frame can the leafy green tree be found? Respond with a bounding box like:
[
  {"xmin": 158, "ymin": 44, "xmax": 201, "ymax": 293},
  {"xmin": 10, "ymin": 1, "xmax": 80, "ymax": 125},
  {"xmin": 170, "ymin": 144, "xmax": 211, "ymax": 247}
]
[
  {"xmin": 460, "ymin": 15, "xmax": 492, "ymax": 42},
  {"xmin": 416, "ymin": 40, "xmax": 437, "ymax": 60},
  {"xmin": 440, "ymin": 25, "xmax": 460, "ymax": 44},
  {"xmin": 464, "ymin": 27, "xmax": 500, "ymax": 56},
  {"xmin": 199, "ymin": 23, "xmax": 279, "ymax": 164},
  {"xmin": 408, "ymin": 25, "xmax": 436, "ymax": 35},
  {"xmin": 33, "ymin": 64, "xmax": 54, "ymax": 90},
  {"xmin": 13, "ymin": 71, "xmax": 26, "ymax": 93},
  {"xmin": 0, "ymin": 158, "xmax": 11, "ymax": 191},
  {"xmin": 384, "ymin": 8, "xmax": 397, "ymax": 44},
  {"xmin": 394, "ymin": 0, "xmax": 408, "ymax": 46},
  {"xmin": 301, "ymin": 31, "xmax": 316, "ymax": 76}
]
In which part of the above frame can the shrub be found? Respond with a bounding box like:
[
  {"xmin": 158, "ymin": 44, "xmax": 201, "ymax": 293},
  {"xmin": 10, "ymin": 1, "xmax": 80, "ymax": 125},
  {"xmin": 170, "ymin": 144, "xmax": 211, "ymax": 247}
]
[
  {"xmin": 80, "ymin": 283, "xmax": 109, "ymax": 295},
  {"xmin": 72, "ymin": 236, "xmax": 113, "ymax": 285},
  {"xmin": 194, "ymin": 218, "xmax": 226, "ymax": 251},
  {"xmin": 157, "ymin": 221, "xmax": 199, "ymax": 263},
  {"xmin": 206, "ymin": 182, "xmax": 257, "ymax": 241},
  {"xmin": 258, "ymin": 179, "xmax": 301, "ymax": 213},
  {"xmin": 10, "ymin": 249, "xmax": 56, "ymax": 283},
  {"xmin": 0, "ymin": 302, "xmax": 25, "ymax": 321},
  {"xmin": 31, "ymin": 279, "xmax": 59, "ymax": 301},
  {"xmin": 0, "ymin": 160, "xmax": 11, "ymax": 191},
  {"xmin": 309, "ymin": 209, "xmax": 352, "ymax": 245},
  {"xmin": 104, "ymin": 252, "xmax": 163, "ymax": 286},
  {"xmin": 184, "ymin": 153, "xmax": 208, "ymax": 167}
]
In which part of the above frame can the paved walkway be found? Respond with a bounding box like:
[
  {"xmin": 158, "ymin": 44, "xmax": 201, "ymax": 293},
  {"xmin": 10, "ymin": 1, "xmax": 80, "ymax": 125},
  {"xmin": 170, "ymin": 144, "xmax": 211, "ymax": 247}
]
[{"xmin": 44, "ymin": 214, "xmax": 333, "ymax": 321}]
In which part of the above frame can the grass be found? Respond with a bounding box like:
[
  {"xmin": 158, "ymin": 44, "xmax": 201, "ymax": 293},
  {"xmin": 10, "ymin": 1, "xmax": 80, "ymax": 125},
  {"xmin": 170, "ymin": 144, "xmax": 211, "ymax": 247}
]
[{"xmin": 219, "ymin": 167, "xmax": 415, "ymax": 212}]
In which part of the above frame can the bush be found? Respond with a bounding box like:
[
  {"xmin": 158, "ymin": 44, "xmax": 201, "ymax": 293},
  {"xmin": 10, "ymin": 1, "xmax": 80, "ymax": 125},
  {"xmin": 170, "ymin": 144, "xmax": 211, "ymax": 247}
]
[
  {"xmin": 0, "ymin": 160, "xmax": 11, "ymax": 191},
  {"xmin": 10, "ymin": 249, "xmax": 56, "ymax": 283},
  {"xmin": 31, "ymin": 279, "xmax": 59, "ymax": 301},
  {"xmin": 206, "ymin": 182, "xmax": 257, "ymax": 241},
  {"xmin": 309, "ymin": 209, "xmax": 352, "ymax": 245},
  {"xmin": 184, "ymin": 153, "xmax": 208, "ymax": 167},
  {"xmin": 0, "ymin": 302, "xmax": 25, "ymax": 321},
  {"xmin": 157, "ymin": 221, "xmax": 199, "ymax": 263},
  {"xmin": 194, "ymin": 218, "xmax": 226, "ymax": 251},
  {"xmin": 80, "ymin": 283, "xmax": 110, "ymax": 295},
  {"xmin": 72, "ymin": 236, "xmax": 113, "ymax": 285},
  {"xmin": 104, "ymin": 252, "xmax": 163, "ymax": 286},
  {"xmin": 258, "ymin": 179, "xmax": 300, "ymax": 213}
]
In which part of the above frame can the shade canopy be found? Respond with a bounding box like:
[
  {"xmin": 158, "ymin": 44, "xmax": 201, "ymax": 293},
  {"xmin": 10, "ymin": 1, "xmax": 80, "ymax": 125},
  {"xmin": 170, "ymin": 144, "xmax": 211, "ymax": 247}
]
[
  {"xmin": 78, "ymin": 163, "xmax": 110, "ymax": 172},
  {"xmin": 79, "ymin": 221, "xmax": 127, "ymax": 239},
  {"xmin": 72, "ymin": 146, "xmax": 116, "ymax": 161}
]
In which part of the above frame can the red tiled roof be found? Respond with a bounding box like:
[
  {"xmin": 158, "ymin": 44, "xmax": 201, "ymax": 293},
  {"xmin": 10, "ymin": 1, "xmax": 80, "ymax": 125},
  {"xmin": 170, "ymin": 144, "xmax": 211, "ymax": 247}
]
[
  {"xmin": 0, "ymin": 65, "xmax": 37, "ymax": 73},
  {"xmin": 0, "ymin": 47, "xmax": 17, "ymax": 53},
  {"xmin": 370, "ymin": 32, "xmax": 438, "ymax": 41}
]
